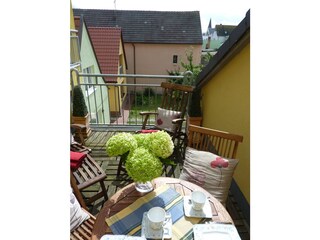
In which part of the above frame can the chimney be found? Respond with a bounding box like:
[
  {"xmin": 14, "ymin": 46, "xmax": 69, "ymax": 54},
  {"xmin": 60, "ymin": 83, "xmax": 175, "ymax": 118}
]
[{"xmin": 206, "ymin": 36, "xmax": 211, "ymax": 49}]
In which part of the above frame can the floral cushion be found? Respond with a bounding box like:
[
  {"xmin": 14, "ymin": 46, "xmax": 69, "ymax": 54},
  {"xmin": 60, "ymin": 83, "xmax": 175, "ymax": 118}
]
[
  {"xmin": 179, "ymin": 147, "xmax": 239, "ymax": 206},
  {"xmin": 155, "ymin": 107, "xmax": 181, "ymax": 132}
]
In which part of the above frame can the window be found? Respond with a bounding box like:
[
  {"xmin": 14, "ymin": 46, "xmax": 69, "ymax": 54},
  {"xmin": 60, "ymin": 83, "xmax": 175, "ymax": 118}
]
[
  {"xmin": 173, "ymin": 55, "xmax": 178, "ymax": 64},
  {"xmin": 70, "ymin": 30, "xmax": 80, "ymax": 67},
  {"xmin": 83, "ymin": 66, "xmax": 95, "ymax": 96}
]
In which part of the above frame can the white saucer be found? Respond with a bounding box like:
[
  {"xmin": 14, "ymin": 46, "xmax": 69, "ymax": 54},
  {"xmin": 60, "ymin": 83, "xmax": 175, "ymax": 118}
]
[
  {"xmin": 193, "ymin": 223, "xmax": 241, "ymax": 240},
  {"xmin": 183, "ymin": 196, "xmax": 212, "ymax": 218},
  {"xmin": 141, "ymin": 212, "xmax": 172, "ymax": 239},
  {"xmin": 100, "ymin": 235, "xmax": 146, "ymax": 240}
]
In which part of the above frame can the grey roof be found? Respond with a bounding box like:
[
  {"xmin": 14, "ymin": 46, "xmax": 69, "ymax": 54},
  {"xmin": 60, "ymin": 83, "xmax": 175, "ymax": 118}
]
[
  {"xmin": 215, "ymin": 24, "xmax": 237, "ymax": 37},
  {"xmin": 73, "ymin": 9, "xmax": 203, "ymax": 44}
]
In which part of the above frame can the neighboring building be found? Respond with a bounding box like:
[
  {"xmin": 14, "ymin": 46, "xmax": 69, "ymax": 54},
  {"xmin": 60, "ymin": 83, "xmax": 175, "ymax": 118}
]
[
  {"xmin": 203, "ymin": 19, "xmax": 236, "ymax": 51},
  {"xmin": 197, "ymin": 10, "xmax": 250, "ymax": 225},
  {"xmin": 74, "ymin": 16, "xmax": 111, "ymax": 124},
  {"xmin": 87, "ymin": 27, "xmax": 128, "ymax": 117},
  {"xmin": 73, "ymin": 9, "xmax": 203, "ymax": 88},
  {"xmin": 70, "ymin": 3, "xmax": 81, "ymax": 82}
]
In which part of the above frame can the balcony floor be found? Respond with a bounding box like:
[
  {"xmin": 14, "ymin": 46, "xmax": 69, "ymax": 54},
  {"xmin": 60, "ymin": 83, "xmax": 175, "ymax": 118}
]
[{"xmin": 79, "ymin": 128, "xmax": 250, "ymax": 240}]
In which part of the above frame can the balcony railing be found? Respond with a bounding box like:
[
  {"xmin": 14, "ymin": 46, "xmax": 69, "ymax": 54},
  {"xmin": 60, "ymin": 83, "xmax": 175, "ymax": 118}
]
[{"xmin": 70, "ymin": 69, "xmax": 192, "ymax": 130}]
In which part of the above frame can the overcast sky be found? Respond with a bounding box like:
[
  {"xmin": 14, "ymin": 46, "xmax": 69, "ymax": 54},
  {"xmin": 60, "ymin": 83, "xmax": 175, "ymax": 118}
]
[{"xmin": 71, "ymin": 0, "xmax": 250, "ymax": 33}]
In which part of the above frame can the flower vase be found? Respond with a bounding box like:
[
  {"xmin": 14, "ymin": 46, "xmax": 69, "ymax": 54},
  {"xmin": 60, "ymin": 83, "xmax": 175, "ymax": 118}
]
[{"xmin": 135, "ymin": 181, "xmax": 153, "ymax": 193}]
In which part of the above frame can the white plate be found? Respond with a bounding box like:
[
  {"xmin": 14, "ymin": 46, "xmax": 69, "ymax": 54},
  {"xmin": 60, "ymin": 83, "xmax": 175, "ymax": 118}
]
[
  {"xmin": 100, "ymin": 235, "xmax": 146, "ymax": 240},
  {"xmin": 193, "ymin": 223, "xmax": 241, "ymax": 240},
  {"xmin": 141, "ymin": 212, "xmax": 172, "ymax": 239},
  {"xmin": 183, "ymin": 196, "xmax": 212, "ymax": 218}
]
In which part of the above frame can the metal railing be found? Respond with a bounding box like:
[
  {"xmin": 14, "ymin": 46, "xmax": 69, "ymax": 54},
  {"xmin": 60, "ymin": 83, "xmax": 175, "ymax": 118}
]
[{"xmin": 70, "ymin": 69, "xmax": 192, "ymax": 130}]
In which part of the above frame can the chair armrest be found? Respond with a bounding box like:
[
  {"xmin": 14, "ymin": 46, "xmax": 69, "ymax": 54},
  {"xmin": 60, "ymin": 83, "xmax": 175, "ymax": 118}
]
[
  {"xmin": 71, "ymin": 123, "xmax": 86, "ymax": 131},
  {"xmin": 139, "ymin": 111, "xmax": 158, "ymax": 116},
  {"xmin": 172, "ymin": 118, "xmax": 185, "ymax": 125},
  {"xmin": 71, "ymin": 124, "xmax": 86, "ymax": 145},
  {"xmin": 140, "ymin": 111, "xmax": 158, "ymax": 129}
]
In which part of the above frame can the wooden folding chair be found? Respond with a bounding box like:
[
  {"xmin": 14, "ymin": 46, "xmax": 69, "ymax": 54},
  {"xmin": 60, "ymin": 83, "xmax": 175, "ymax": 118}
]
[
  {"xmin": 71, "ymin": 124, "xmax": 92, "ymax": 153},
  {"xmin": 70, "ymin": 172, "xmax": 96, "ymax": 240},
  {"xmin": 187, "ymin": 124, "xmax": 243, "ymax": 159},
  {"xmin": 71, "ymin": 153, "xmax": 108, "ymax": 206},
  {"xmin": 116, "ymin": 82, "xmax": 193, "ymax": 177}
]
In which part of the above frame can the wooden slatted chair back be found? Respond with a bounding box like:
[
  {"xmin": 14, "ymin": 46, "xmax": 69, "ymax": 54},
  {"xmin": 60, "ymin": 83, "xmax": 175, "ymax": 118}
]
[
  {"xmin": 187, "ymin": 124, "xmax": 243, "ymax": 159},
  {"xmin": 70, "ymin": 208, "xmax": 96, "ymax": 240},
  {"xmin": 160, "ymin": 82, "xmax": 194, "ymax": 119},
  {"xmin": 72, "ymin": 154, "xmax": 108, "ymax": 205},
  {"xmin": 70, "ymin": 171, "xmax": 97, "ymax": 240}
]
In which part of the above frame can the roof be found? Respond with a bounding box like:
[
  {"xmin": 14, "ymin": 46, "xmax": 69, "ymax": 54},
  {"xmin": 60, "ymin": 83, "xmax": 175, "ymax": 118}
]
[
  {"xmin": 215, "ymin": 24, "xmax": 237, "ymax": 37},
  {"xmin": 74, "ymin": 15, "xmax": 103, "ymax": 75},
  {"xmin": 202, "ymin": 38, "xmax": 224, "ymax": 50},
  {"xmin": 73, "ymin": 9, "xmax": 202, "ymax": 44},
  {"xmin": 196, "ymin": 9, "xmax": 250, "ymax": 89},
  {"xmin": 88, "ymin": 27, "xmax": 122, "ymax": 83}
]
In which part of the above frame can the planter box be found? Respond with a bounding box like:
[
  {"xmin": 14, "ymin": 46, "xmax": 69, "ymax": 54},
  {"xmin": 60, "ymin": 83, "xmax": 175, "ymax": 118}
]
[
  {"xmin": 72, "ymin": 113, "xmax": 91, "ymax": 139},
  {"xmin": 188, "ymin": 116, "xmax": 203, "ymax": 126}
]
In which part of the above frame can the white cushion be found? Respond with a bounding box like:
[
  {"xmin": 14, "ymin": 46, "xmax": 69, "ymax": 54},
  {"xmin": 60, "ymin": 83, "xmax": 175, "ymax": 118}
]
[
  {"xmin": 70, "ymin": 188, "xmax": 89, "ymax": 231},
  {"xmin": 179, "ymin": 147, "xmax": 239, "ymax": 206},
  {"xmin": 155, "ymin": 107, "xmax": 181, "ymax": 132}
]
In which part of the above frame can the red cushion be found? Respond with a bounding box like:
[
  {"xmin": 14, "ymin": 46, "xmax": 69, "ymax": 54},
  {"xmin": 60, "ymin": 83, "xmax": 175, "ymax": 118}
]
[
  {"xmin": 70, "ymin": 151, "xmax": 87, "ymax": 170},
  {"xmin": 139, "ymin": 130, "xmax": 159, "ymax": 134}
]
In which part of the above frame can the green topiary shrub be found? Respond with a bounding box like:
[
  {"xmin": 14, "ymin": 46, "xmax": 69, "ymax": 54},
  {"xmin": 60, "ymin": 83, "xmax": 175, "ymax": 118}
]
[{"xmin": 72, "ymin": 85, "xmax": 88, "ymax": 117}]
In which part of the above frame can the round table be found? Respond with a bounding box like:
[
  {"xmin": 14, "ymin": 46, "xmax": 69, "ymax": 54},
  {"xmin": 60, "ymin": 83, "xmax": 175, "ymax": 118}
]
[{"xmin": 91, "ymin": 177, "xmax": 233, "ymax": 240}]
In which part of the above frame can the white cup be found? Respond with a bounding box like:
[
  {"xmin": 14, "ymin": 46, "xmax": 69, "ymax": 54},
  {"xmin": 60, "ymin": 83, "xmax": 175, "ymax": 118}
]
[
  {"xmin": 147, "ymin": 207, "xmax": 166, "ymax": 230},
  {"xmin": 191, "ymin": 191, "xmax": 206, "ymax": 210}
]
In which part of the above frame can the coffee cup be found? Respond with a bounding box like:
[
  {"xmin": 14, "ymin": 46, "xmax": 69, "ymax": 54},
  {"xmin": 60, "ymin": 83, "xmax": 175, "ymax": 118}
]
[
  {"xmin": 147, "ymin": 207, "xmax": 166, "ymax": 230},
  {"xmin": 191, "ymin": 191, "xmax": 206, "ymax": 210}
]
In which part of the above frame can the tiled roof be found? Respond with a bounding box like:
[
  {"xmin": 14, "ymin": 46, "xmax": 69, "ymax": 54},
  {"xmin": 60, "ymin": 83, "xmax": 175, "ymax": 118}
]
[
  {"xmin": 88, "ymin": 27, "xmax": 122, "ymax": 82},
  {"xmin": 215, "ymin": 24, "xmax": 237, "ymax": 37},
  {"xmin": 73, "ymin": 9, "xmax": 202, "ymax": 44}
]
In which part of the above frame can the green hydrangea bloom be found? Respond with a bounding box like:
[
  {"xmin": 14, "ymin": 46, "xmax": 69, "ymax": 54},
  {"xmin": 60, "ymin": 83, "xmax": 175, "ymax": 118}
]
[
  {"xmin": 133, "ymin": 133, "xmax": 150, "ymax": 149},
  {"xmin": 148, "ymin": 131, "xmax": 174, "ymax": 158},
  {"xmin": 125, "ymin": 147, "xmax": 163, "ymax": 182},
  {"xmin": 106, "ymin": 132, "xmax": 137, "ymax": 156}
]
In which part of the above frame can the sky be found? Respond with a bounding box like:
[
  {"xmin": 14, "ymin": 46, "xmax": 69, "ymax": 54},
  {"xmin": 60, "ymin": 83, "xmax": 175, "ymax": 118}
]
[{"xmin": 71, "ymin": 0, "xmax": 250, "ymax": 33}]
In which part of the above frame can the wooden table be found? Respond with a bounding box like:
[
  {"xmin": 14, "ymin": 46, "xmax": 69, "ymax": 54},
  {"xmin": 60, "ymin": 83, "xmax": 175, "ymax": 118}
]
[{"xmin": 91, "ymin": 177, "xmax": 233, "ymax": 240}]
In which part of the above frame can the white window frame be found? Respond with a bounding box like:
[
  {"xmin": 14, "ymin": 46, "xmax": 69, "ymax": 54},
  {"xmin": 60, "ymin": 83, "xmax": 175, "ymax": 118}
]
[{"xmin": 83, "ymin": 66, "xmax": 96, "ymax": 96}]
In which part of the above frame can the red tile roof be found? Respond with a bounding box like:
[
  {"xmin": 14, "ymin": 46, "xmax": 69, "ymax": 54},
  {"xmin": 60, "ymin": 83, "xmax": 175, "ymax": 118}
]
[{"xmin": 88, "ymin": 27, "xmax": 122, "ymax": 82}]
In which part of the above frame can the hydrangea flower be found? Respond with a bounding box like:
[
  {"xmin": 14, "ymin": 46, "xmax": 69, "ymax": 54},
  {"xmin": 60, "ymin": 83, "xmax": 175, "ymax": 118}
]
[
  {"xmin": 133, "ymin": 133, "xmax": 150, "ymax": 149},
  {"xmin": 106, "ymin": 132, "xmax": 137, "ymax": 156},
  {"xmin": 125, "ymin": 147, "xmax": 163, "ymax": 182},
  {"xmin": 105, "ymin": 130, "xmax": 174, "ymax": 183},
  {"xmin": 148, "ymin": 131, "xmax": 174, "ymax": 158}
]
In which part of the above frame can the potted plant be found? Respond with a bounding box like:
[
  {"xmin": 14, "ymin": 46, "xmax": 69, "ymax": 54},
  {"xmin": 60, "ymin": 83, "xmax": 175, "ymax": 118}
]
[
  {"xmin": 106, "ymin": 131, "xmax": 174, "ymax": 192},
  {"xmin": 72, "ymin": 85, "xmax": 91, "ymax": 138}
]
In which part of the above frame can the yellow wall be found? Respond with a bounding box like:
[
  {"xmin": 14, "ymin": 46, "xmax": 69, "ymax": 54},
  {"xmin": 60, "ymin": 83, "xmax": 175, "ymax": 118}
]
[
  {"xmin": 109, "ymin": 37, "xmax": 128, "ymax": 114},
  {"xmin": 202, "ymin": 43, "xmax": 250, "ymax": 203},
  {"xmin": 70, "ymin": 1, "xmax": 80, "ymax": 86},
  {"xmin": 70, "ymin": 1, "xmax": 75, "ymax": 29}
]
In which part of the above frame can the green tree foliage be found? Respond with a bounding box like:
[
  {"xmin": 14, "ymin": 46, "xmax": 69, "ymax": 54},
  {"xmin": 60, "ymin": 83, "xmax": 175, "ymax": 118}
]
[{"xmin": 166, "ymin": 49, "xmax": 213, "ymax": 117}]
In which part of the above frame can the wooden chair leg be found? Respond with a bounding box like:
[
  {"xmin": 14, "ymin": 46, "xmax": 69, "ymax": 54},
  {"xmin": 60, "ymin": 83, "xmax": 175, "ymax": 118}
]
[{"xmin": 99, "ymin": 180, "xmax": 108, "ymax": 201}]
